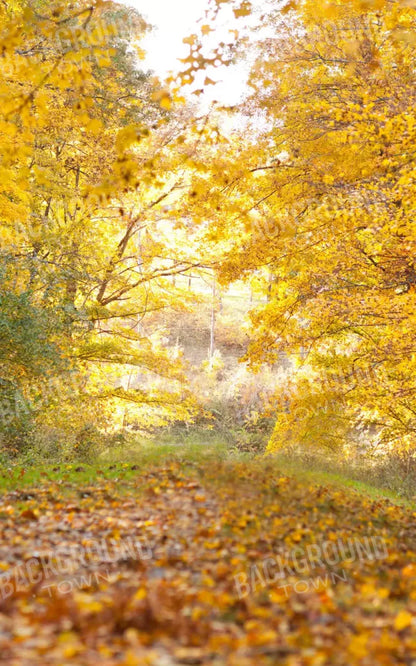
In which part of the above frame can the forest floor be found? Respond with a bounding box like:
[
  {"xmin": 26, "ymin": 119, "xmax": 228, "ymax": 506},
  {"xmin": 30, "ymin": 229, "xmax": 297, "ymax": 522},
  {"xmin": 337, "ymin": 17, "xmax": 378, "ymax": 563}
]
[{"xmin": 0, "ymin": 456, "xmax": 415, "ymax": 665}]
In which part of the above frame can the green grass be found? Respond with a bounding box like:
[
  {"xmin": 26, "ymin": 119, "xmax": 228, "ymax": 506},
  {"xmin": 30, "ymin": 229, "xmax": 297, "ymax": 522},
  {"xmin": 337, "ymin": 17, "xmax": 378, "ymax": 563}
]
[
  {"xmin": 0, "ymin": 462, "xmax": 136, "ymax": 491},
  {"xmin": 2, "ymin": 436, "xmax": 416, "ymax": 512},
  {"xmin": 0, "ymin": 440, "xmax": 244, "ymax": 492},
  {"xmin": 269, "ymin": 451, "xmax": 416, "ymax": 509}
]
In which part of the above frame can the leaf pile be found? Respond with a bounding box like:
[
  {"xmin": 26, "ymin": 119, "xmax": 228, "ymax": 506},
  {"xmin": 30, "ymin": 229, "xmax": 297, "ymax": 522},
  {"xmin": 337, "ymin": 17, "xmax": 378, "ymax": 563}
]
[{"xmin": 0, "ymin": 460, "xmax": 415, "ymax": 664}]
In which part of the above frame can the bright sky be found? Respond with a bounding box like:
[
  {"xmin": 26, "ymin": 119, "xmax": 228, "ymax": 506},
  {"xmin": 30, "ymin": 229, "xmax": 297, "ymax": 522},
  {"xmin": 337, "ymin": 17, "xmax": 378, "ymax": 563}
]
[{"xmin": 124, "ymin": 0, "xmax": 252, "ymax": 104}]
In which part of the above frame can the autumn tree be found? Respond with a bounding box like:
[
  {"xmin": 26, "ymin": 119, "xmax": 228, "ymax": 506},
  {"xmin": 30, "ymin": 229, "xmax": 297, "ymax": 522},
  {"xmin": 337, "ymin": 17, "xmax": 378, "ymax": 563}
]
[
  {"xmin": 190, "ymin": 0, "xmax": 416, "ymax": 455},
  {"xmin": 0, "ymin": 0, "xmax": 208, "ymax": 454}
]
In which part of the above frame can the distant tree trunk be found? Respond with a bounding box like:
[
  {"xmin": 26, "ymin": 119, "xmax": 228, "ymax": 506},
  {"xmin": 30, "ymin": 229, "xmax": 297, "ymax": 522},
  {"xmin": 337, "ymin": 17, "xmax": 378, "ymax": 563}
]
[
  {"xmin": 122, "ymin": 370, "xmax": 134, "ymax": 428},
  {"xmin": 267, "ymin": 271, "xmax": 273, "ymax": 302},
  {"xmin": 209, "ymin": 278, "xmax": 216, "ymax": 362}
]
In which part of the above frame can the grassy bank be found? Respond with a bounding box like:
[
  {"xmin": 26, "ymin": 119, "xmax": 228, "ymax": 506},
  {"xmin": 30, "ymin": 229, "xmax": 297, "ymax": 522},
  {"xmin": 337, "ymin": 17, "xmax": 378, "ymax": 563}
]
[{"xmin": 1, "ymin": 438, "xmax": 415, "ymax": 512}]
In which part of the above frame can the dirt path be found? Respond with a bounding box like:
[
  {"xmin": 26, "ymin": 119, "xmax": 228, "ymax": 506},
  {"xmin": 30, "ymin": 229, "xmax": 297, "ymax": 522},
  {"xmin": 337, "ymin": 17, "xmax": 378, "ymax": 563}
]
[{"xmin": 0, "ymin": 460, "xmax": 415, "ymax": 665}]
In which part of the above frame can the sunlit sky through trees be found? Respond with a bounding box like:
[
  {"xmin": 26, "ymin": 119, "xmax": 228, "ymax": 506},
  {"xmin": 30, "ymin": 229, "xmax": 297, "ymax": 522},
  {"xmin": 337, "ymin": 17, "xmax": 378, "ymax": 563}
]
[{"xmin": 125, "ymin": 0, "xmax": 254, "ymax": 103}]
